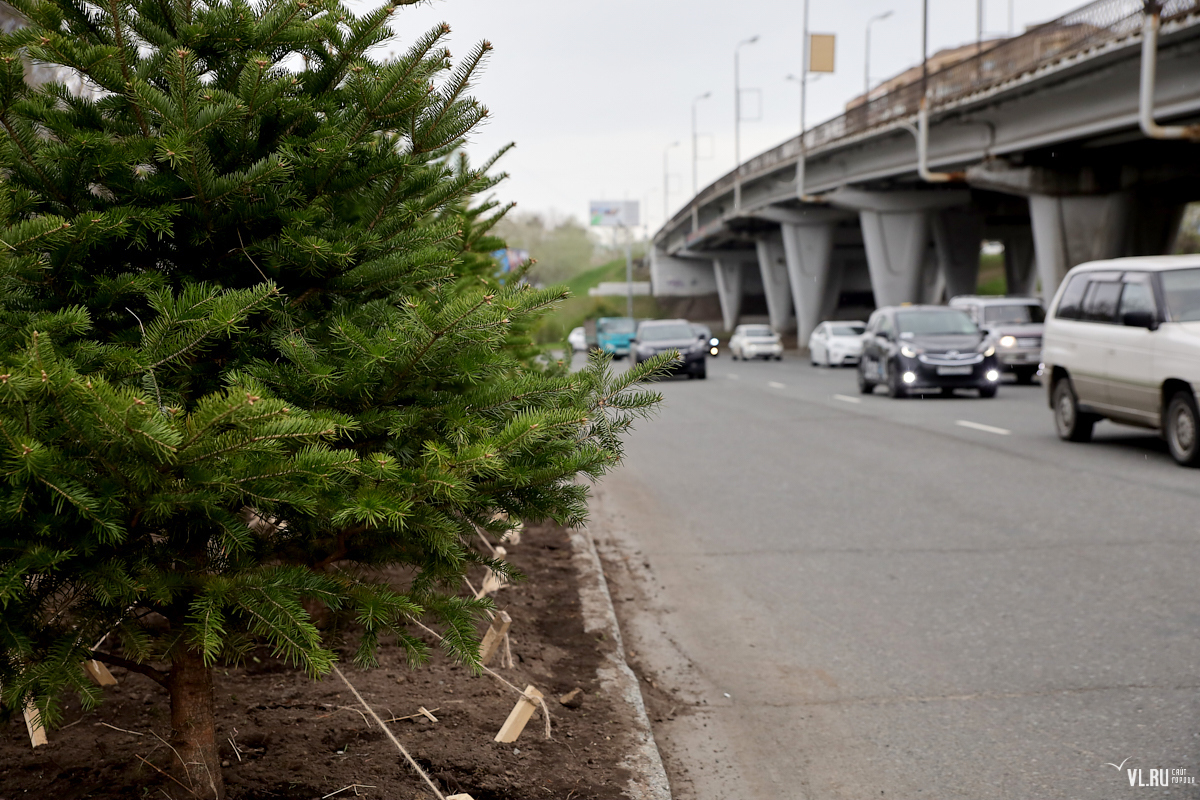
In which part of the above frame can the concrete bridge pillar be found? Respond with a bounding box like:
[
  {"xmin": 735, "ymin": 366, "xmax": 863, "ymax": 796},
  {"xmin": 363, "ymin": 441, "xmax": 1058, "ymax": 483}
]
[
  {"xmin": 1028, "ymin": 193, "xmax": 1131, "ymax": 306},
  {"xmin": 1001, "ymin": 228, "xmax": 1037, "ymax": 297},
  {"xmin": 756, "ymin": 208, "xmax": 857, "ymax": 343},
  {"xmin": 713, "ymin": 258, "xmax": 745, "ymax": 332},
  {"xmin": 754, "ymin": 231, "xmax": 795, "ymax": 333},
  {"xmin": 829, "ymin": 189, "xmax": 970, "ymax": 308},
  {"xmin": 933, "ymin": 207, "xmax": 985, "ymax": 300}
]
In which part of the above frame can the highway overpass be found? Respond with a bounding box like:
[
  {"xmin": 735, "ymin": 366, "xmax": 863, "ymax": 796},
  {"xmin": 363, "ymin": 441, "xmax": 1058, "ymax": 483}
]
[{"xmin": 651, "ymin": 0, "xmax": 1200, "ymax": 340}]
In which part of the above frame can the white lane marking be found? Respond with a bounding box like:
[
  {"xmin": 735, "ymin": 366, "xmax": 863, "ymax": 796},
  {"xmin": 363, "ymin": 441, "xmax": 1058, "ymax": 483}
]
[
  {"xmin": 726, "ymin": 374, "xmax": 740, "ymax": 380},
  {"xmin": 955, "ymin": 420, "xmax": 1011, "ymax": 436},
  {"xmin": 768, "ymin": 381, "xmax": 786, "ymax": 389},
  {"xmin": 832, "ymin": 394, "xmax": 861, "ymax": 404}
]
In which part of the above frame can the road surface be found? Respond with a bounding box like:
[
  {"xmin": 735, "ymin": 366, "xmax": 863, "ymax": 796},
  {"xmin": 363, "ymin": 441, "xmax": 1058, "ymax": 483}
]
[{"xmin": 586, "ymin": 353, "xmax": 1200, "ymax": 800}]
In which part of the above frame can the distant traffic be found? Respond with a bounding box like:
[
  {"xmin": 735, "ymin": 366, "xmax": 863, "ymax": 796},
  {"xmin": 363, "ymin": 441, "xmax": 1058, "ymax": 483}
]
[{"xmin": 568, "ymin": 254, "xmax": 1200, "ymax": 467}]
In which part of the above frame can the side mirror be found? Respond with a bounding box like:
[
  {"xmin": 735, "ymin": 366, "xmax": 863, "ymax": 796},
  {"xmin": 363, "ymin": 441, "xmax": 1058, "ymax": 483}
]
[{"xmin": 1122, "ymin": 310, "xmax": 1157, "ymax": 330}]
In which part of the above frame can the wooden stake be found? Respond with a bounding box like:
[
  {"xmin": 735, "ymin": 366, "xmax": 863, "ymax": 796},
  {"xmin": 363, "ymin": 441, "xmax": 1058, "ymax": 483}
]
[
  {"xmin": 417, "ymin": 706, "xmax": 438, "ymax": 723},
  {"xmin": 23, "ymin": 700, "xmax": 47, "ymax": 748},
  {"xmin": 494, "ymin": 684, "xmax": 542, "ymax": 743},
  {"xmin": 82, "ymin": 659, "xmax": 118, "ymax": 687},
  {"xmin": 479, "ymin": 610, "xmax": 512, "ymax": 666},
  {"xmin": 446, "ymin": 795, "xmax": 476, "ymax": 800}
]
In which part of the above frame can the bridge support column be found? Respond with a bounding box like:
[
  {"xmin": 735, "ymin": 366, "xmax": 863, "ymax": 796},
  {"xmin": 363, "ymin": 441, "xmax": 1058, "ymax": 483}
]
[
  {"xmin": 779, "ymin": 220, "xmax": 838, "ymax": 344},
  {"xmin": 1002, "ymin": 228, "xmax": 1037, "ymax": 297},
  {"xmin": 933, "ymin": 207, "xmax": 984, "ymax": 300},
  {"xmin": 829, "ymin": 189, "xmax": 970, "ymax": 308},
  {"xmin": 713, "ymin": 258, "xmax": 744, "ymax": 333},
  {"xmin": 754, "ymin": 232, "xmax": 795, "ymax": 333},
  {"xmin": 1028, "ymin": 193, "xmax": 1131, "ymax": 305}
]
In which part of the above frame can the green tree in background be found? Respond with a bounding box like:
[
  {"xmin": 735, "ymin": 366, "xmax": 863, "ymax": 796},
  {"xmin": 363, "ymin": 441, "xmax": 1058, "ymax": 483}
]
[
  {"xmin": 0, "ymin": 0, "xmax": 667, "ymax": 796},
  {"xmin": 495, "ymin": 210, "xmax": 597, "ymax": 285}
]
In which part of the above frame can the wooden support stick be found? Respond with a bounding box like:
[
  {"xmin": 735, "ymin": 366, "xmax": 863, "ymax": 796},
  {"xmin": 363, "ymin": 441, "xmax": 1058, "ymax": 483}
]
[
  {"xmin": 83, "ymin": 659, "xmax": 118, "ymax": 687},
  {"xmin": 23, "ymin": 700, "xmax": 47, "ymax": 748},
  {"xmin": 494, "ymin": 684, "xmax": 542, "ymax": 743},
  {"xmin": 479, "ymin": 610, "xmax": 512, "ymax": 666},
  {"xmin": 446, "ymin": 795, "xmax": 476, "ymax": 800},
  {"xmin": 417, "ymin": 706, "xmax": 438, "ymax": 723}
]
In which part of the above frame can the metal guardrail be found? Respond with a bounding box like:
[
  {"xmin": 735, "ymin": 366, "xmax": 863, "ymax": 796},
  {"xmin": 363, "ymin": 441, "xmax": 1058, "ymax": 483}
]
[{"xmin": 679, "ymin": 0, "xmax": 1200, "ymax": 225}]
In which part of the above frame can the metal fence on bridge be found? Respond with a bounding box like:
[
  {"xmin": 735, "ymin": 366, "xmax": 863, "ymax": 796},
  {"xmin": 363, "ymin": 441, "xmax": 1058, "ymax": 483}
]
[{"xmin": 689, "ymin": 0, "xmax": 1199, "ymax": 215}]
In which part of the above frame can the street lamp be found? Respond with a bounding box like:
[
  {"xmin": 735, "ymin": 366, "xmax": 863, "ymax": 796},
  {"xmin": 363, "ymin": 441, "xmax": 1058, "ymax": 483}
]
[
  {"xmin": 865, "ymin": 10, "xmax": 893, "ymax": 101},
  {"xmin": 663, "ymin": 141, "xmax": 679, "ymax": 224},
  {"xmin": 734, "ymin": 35, "xmax": 759, "ymax": 210},
  {"xmin": 692, "ymin": 91, "xmax": 710, "ymax": 197},
  {"xmin": 786, "ymin": 72, "xmax": 822, "ymax": 134}
]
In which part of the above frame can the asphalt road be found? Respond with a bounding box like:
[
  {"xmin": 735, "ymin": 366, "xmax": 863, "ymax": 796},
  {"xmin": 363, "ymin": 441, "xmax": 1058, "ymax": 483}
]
[{"xmin": 585, "ymin": 352, "xmax": 1200, "ymax": 800}]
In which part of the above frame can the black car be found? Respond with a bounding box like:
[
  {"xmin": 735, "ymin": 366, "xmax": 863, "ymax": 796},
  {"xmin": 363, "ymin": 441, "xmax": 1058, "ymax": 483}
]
[
  {"xmin": 857, "ymin": 305, "xmax": 1001, "ymax": 398},
  {"xmin": 633, "ymin": 319, "xmax": 707, "ymax": 379}
]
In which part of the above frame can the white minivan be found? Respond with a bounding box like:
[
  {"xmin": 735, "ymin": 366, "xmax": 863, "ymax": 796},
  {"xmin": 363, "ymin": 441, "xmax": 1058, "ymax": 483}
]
[{"xmin": 1042, "ymin": 255, "xmax": 1200, "ymax": 466}]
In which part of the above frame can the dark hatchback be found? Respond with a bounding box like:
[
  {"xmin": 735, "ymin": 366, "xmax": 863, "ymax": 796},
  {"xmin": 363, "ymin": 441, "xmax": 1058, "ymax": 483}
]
[
  {"xmin": 857, "ymin": 305, "xmax": 1002, "ymax": 398},
  {"xmin": 633, "ymin": 319, "xmax": 708, "ymax": 379}
]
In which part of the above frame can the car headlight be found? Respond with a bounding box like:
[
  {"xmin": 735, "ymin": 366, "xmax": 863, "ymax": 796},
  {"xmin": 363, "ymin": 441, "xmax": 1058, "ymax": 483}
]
[
  {"xmin": 982, "ymin": 344, "xmax": 996, "ymax": 357},
  {"xmin": 999, "ymin": 335, "xmax": 1016, "ymax": 348},
  {"xmin": 900, "ymin": 344, "xmax": 921, "ymax": 358},
  {"xmin": 709, "ymin": 337, "xmax": 719, "ymax": 347}
]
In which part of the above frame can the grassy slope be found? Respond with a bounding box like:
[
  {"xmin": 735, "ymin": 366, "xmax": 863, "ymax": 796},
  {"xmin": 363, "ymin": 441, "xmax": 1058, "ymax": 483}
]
[{"xmin": 537, "ymin": 259, "xmax": 665, "ymax": 344}]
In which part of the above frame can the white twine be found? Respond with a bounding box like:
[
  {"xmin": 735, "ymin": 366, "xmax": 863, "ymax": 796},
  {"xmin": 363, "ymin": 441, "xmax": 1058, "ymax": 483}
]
[{"xmin": 332, "ymin": 664, "xmax": 446, "ymax": 800}]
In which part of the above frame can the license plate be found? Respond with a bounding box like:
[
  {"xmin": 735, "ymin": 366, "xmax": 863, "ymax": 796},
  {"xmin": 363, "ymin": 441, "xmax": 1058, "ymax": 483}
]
[{"xmin": 937, "ymin": 366, "xmax": 972, "ymax": 375}]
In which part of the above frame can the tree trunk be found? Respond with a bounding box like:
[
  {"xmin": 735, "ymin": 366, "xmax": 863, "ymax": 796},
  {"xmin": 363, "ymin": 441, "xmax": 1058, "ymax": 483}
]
[{"xmin": 168, "ymin": 648, "xmax": 224, "ymax": 800}]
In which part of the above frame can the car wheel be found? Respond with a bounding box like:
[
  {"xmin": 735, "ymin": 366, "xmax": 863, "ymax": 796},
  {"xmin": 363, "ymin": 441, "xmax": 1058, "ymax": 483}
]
[
  {"xmin": 695, "ymin": 365, "xmax": 708, "ymax": 380},
  {"xmin": 1165, "ymin": 390, "xmax": 1200, "ymax": 467},
  {"xmin": 979, "ymin": 386, "xmax": 998, "ymax": 399},
  {"xmin": 1053, "ymin": 376, "xmax": 1094, "ymax": 442},
  {"xmin": 887, "ymin": 362, "xmax": 907, "ymax": 399},
  {"xmin": 857, "ymin": 364, "xmax": 875, "ymax": 395}
]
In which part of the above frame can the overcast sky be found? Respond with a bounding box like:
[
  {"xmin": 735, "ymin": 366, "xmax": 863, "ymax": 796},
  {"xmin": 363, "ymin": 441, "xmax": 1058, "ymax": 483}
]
[{"xmin": 368, "ymin": 0, "xmax": 1090, "ymax": 232}]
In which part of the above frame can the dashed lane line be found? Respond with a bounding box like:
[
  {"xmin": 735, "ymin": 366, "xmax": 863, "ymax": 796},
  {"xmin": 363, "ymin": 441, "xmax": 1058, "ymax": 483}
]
[
  {"xmin": 832, "ymin": 394, "xmax": 862, "ymax": 404},
  {"xmin": 769, "ymin": 381, "xmax": 786, "ymax": 389},
  {"xmin": 955, "ymin": 419, "xmax": 1011, "ymax": 436}
]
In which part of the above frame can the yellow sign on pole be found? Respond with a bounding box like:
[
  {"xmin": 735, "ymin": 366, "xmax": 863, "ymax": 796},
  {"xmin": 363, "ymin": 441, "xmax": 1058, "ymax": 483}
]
[{"xmin": 809, "ymin": 34, "xmax": 836, "ymax": 73}]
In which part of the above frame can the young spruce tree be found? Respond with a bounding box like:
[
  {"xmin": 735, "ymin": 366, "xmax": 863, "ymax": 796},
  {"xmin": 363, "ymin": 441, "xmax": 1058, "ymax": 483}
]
[{"xmin": 0, "ymin": 0, "xmax": 667, "ymax": 796}]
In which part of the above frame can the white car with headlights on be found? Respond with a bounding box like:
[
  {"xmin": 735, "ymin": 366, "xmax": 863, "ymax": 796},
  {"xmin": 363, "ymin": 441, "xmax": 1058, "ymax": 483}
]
[
  {"xmin": 729, "ymin": 324, "xmax": 783, "ymax": 361},
  {"xmin": 808, "ymin": 321, "xmax": 866, "ymax": 366},
  {"xmin": 949, "ymin": 295, "xmax": 1044, "ymax": 383}
]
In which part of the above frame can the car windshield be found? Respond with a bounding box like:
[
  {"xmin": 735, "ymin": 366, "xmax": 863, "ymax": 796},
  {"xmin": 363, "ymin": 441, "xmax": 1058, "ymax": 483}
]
[
  {"xmin": 1160, "ymin": 268, "xmax": 1200, "ymax": 322},
  {"xmin": 597, "ymin": 318, "xmax": 635, "ymax": 334},
  {"xmin": 830, "ymin": 325, "xmax": 865, "ymax": 336},
  {"xmin": 983, "ymin": 304, "xmax": 1045, "ymax": 325},
  {"xmin": 639, "ymin": 323, "xmax": 695, "ymax": 341},
  {"xmin": 741, "ymin": 326, "xmax": 774, "ymax": 338},
  {"xmin": 896, "ymin": 309, "xmax": 978, "ymax": 336}
]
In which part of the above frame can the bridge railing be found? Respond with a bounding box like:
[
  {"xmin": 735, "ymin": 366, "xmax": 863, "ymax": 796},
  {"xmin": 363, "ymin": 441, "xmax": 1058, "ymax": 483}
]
[{"xmin": 687, "ymin": 0, "xmax": 1199, "ymax": 219}]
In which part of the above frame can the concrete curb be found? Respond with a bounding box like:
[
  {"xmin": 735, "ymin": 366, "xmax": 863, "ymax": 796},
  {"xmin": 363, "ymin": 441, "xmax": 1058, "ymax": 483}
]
[{"xmin": 569, "ymin": 524, "xmax": 672, "ymax": 800}]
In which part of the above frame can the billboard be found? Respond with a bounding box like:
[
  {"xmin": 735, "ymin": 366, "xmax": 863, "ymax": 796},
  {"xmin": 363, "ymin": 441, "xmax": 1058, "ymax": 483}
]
[
  {"xmin": 589, "ymin": 200, "xmax": 640, "ymax": 227},
  {"xmin": 809, "ymin": 34, "xmax": 836, "ymax": 73}
]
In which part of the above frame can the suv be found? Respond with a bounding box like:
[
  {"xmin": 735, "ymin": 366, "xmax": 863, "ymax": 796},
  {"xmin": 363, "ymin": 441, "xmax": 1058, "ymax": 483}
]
[
  {"xmin": 949, "ymin": 295, "xmax": 1045, "ymax": 384},
  {"xmin": 858, "ymin": 305, "xmax": 1002, "ymax": 398},
  {"xmin": 1042, "ymin": 255, "xmax": 1200, "ymax": 466},
  {"xmin": 632, "ymin": 319, "xmax": 708, "ymax": 379}
]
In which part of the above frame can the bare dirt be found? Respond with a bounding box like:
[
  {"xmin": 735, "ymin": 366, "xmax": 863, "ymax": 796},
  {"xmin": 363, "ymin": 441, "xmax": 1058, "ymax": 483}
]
[{"xmin": 0, "ymin": 523, "xmax": 639, "ymax": 800}]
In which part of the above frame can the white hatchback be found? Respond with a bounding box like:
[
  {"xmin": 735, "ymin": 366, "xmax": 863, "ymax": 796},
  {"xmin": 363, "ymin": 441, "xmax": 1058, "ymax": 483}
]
[
  {"xmin": 1042, "ymin": 255, "xmax": 1200, "ymax": 466},
  {"xmin": 808, "ymin": 320, "xmax": 866, "ymax": 366},
  {"xmin": 729, "ymin": 324, "xmax": 783, "ymax": 361}
]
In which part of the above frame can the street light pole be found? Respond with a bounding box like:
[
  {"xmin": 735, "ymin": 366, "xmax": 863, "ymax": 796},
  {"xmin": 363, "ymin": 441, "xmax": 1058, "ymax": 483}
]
[
  {"xmin": 663, "ymin": 141, "xmax": 679, "ymax": 224},
  {"xmin": 734, "ymin": 35, "xmax": 759, "ymax": 211},
  {"xmin": 865, "ymin": 10, "xmax": 893, "ymax": 102},
  {"xmin": 692, "ymin": 91, "xmax": 710, "ymax": 198}
]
